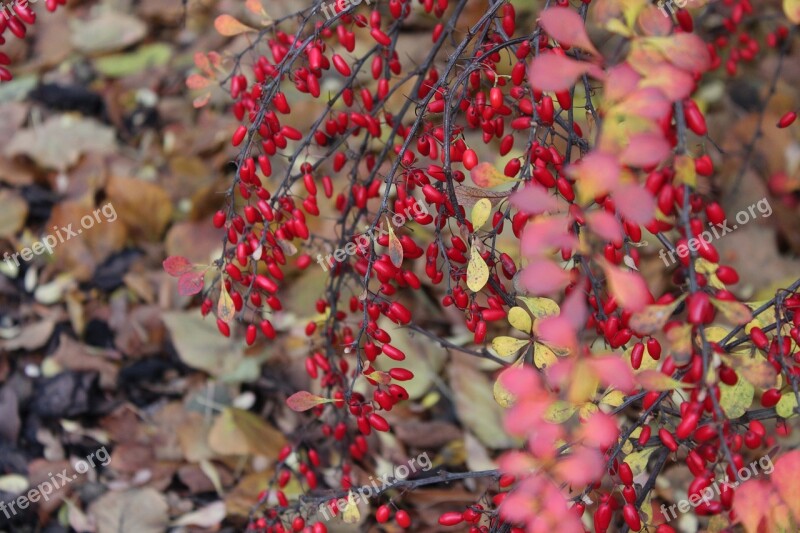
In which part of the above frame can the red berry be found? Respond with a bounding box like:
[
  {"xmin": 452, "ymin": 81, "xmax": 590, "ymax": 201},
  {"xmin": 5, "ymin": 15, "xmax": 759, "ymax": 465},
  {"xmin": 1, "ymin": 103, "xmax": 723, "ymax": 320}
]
[
  {"xmin": 777, "ymin": 111, "xmax": 797, "ymax": 128},
  {"xmin": 395, "ymin": 510, "xmax": 411, "ymax": 528}
]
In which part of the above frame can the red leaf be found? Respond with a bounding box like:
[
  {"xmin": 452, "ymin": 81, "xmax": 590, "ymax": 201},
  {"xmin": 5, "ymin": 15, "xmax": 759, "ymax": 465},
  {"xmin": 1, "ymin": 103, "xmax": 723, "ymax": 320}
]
[
  {"xmin": 528, "ymin": 54, "xmax": 603, "ymax": 93},
  {"xmin": 163, "ymin": 256, "xmax": 194, "ymax": 277},
  {"xmin": 604, "ymin": 64, "xmax": 641, "ymax": 104},
  {"xmin": 286, "ymin": 391, "xmax": 332, "ymax": 412},
  {"xmin": 177, "ymin": 271, "xmax": 205, "ymax": 296},
  {"xmin": 539, "ymin": 7, "xmax": 601, "ymax": 57},
  {"xmin": 613, "ymin": 184, "xmax": 655, "ymax": 224}
]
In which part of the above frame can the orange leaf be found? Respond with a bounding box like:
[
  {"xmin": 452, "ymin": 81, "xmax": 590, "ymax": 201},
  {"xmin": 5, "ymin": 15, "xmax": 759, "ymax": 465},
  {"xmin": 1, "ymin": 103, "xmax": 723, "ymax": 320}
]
[
  {"xmin": 470, "ymin": 162, "xmax": 517, "ymax": 188},
  {"xmin": 186, "ymin": 74, "xmax": 211, "ymax": 90},
  {"xmin": 214, "ymin": 14, "xmax": 256, "ymax": 36},
  {"xmin": 286, "ymin": 391, "xmax": 333, "ymax": 412},
  {"xmin": 600, "ymin": 259, "xmax": 651, "ymax": 312}
]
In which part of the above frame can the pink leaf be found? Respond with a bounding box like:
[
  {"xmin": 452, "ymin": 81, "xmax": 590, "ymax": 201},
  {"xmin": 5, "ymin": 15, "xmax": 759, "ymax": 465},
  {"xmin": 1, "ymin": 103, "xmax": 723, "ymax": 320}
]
[
  {"xmin": 521, "ymin": 216, "xmax": 577, "ymax": 257},
  {"xmin": 528, "ymin": 54, "xmax": 603, "ymax": 93},
  {"xmin": 620, "ymin": 133, "xmax": 672, "ymax": 168},
  {"xmin": 555, "ymin": 446, "xmax": 604, "ymax": 486},
  {"xmin": 637, "ymin": 5, "xmax": 673, "ymax": 36},
  {"xmin": 640, "ymin": 64, "xmax": 695, "ymax": 102},
  {"xmin": 163, "ymin": 256, "xmax": 193, "ymax": 277},
  {"xmin": 773, "ymin": 451, "xmax": 800, "ymax": 522},
  {"xmin": 600, "ymin": 260, "xmax": 652, "ymax": 312},
  {"xmin": 177, "ymin": 271, "xmax": 205, "ymax": 296},
  {"xmin": 580, "ymin": 412, "xmax": 620, "ymax": 449},
  {"xmin": 587, "ymin": 356, "xmax": 636, "ymax": 394},
  {"xmin": 613, "ymin": 184, "xmax": 656, "ymax": 224},
  {"xmin": 660, "ymin": 33, "xmax": 712, "ymax": 73},
  {"xmin": 511, "ymin": 184, "xmax": 560, "ymax": 215},
  {"xmin": 520, "ymin": 260, "xmax": 571, "ymax": 295},
  {"xmin": 538, "ymin": 315, "xmax": 577, "ymax": 351},
  {"xmin": 286, "ymin": 391, "xmax": 332, "ymax": 412},
  {"xmin": 539, "ymin": 7, "xmax": 601, "ymax": 57},
  {"xmin": 732, "ymin": 480, "xmax": 772, "ymax": 533},
  {"xmin": 586, "ymin": 211, "xmax": 623, "ymax": 242},
  {"xmin": 604, "ymin": 64, "xmax": 641, "ymax": 104},
  {"xmin": 619, "ymin": 87, "xmax": 671, "ymax": 121}
]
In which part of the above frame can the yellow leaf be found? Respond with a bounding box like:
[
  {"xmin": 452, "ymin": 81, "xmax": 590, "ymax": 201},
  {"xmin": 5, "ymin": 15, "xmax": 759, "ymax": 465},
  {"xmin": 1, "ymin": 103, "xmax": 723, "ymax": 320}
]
[
  {"xmin": 493, "ymin": 360, "xmax": 523, "ymax": 408},
  {"xmin": 491, "ymin": 336, "xmax": 529, "ymax": 358},
  {"xmin": 214, "ymin": 14, "xmax": 256, "ymax": 36},
  {"xmin": 641, "ymin": 491, "xmax": 654, "ymax": 526},
  {"xmin": 471, "ymin": 198, "xmax": 492, "ymax": 230},
  {"xmin": 600, "ymin": 389, "xmax": 626, "ymax": 408},
  {"xmin": 518, "ymin": 296, "xmax": 560, "ymax": 319},
  {"xmin": 711, "ymin": 298, "xmax": 753, "ymax": 326},
  {"xmin": 386, "ymin": 221, "xmax": 403, "ymax": 268},
  {"xmin": 776, "ymin": 393, "xmax": 799, "ymax": 419},
  {"xmin": 545, "ymin": 401, "xmax": 577, "ymax": 423},
  {"xmin": 744, "ymin": 301, "xmax": 776, "ymax": 334},
  {"xmin": 784, "ymin": 0, "xmax": 800, "ymax": 24},
  {"xmin": 578, "ymin": 402, "xmax": 599, "ymax": 420},
  {"xmin": 342, "ymin": 492, "xmax": 360, "ymax": 524},
  {"xmin": 623, "ymin": 427, "xmax": 641, "ymax": 454},
  {"xmin": 218, "ymin": 284, "xmax": 235, "ymax": 324},
  {"xmin": 466, "ymin": 244, "xmax": 489, "ymax": 292},
  {"xmin": 674, "ymin": 154, "xmax": 697, "ymax": 187},
  {"xmin": 569, "ymin": 360, "xmax": 600, "ymax": 404},
  {"xmin": 508, "ymin": 307, "xmax": 532, "ymax": 333},
  {"xmin": 719, "ymin": 371, "xmax": 754, "ymax": 418},
  {"xmin": 533, "ymin": 343, "xmax": 558, "ymax": 369},
  {"xmin": 624, "ymin": 446, "xmax": 658, "ymax": 477}
]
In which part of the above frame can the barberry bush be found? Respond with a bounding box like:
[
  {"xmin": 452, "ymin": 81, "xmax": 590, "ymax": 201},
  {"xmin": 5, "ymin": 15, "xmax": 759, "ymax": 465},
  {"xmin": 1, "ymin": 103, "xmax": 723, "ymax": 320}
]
[
  {"xmin": 163, "ymin": 0, "xmax": 800, "ymax": 531},
  {"xmin": 4, "ymin": 0, "xmax": 794, "ymax": 531}
]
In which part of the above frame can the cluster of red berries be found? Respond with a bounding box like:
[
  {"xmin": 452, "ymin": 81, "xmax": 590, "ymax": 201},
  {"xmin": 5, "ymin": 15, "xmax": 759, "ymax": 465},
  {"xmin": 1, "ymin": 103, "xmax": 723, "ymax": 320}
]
[{"xmin": 191, "ymin": 0, "xmax": 800, "ymax": 530}]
